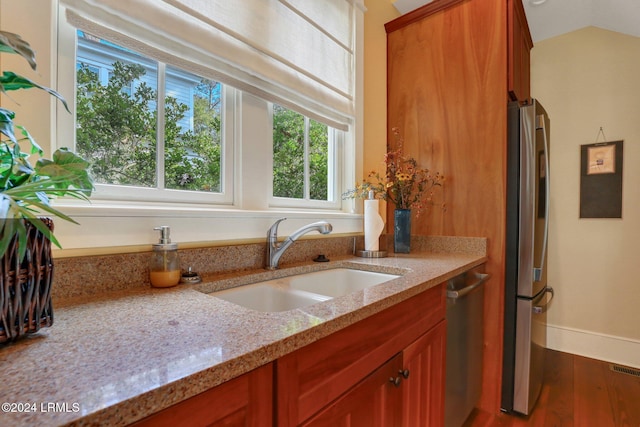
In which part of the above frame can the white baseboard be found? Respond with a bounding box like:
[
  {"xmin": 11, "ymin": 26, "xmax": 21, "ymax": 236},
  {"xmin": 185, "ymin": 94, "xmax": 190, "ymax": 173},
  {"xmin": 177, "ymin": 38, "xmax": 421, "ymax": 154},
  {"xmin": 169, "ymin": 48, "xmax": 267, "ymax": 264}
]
[{"xmin": 547, "ymin": 324, "xmax": 640, "ymax": 369}]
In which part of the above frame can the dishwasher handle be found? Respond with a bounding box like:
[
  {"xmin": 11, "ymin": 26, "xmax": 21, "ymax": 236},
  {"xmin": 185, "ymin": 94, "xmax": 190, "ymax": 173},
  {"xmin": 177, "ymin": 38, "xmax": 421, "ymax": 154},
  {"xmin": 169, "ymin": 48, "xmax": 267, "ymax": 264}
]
[{"xmin": 447, "ymin": 273, "xmax": 490, "ymax": 299}]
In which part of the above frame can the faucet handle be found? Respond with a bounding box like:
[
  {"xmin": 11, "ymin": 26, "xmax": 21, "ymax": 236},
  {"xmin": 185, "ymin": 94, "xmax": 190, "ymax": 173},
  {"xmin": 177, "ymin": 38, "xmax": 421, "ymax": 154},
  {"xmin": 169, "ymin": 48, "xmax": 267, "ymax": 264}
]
[{"xmin": 268, "ymin": 217, "xmax": 287, "ymax": 239}]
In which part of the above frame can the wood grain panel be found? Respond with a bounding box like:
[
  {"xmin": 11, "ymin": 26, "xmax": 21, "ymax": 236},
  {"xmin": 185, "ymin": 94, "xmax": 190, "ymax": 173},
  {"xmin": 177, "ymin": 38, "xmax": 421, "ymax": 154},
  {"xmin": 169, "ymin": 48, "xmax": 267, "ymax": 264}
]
[
  {"xmin": 607, "ymin": 363, "xmax": 640, "ymax": 426},
  {"xmin": 402, "ymin": 320, "xmax": 446, "ymax": 427},
  {"xmin": 541, "ymin": 346, "xmax": 574, "ymax": 425},
  {"xmin": 384, "ymin": 0, "xmax": 467, "ymax": 34},
  {"xmin": 387, "ymin": 0, "xmax": 507, "ymax": 238},
  {"xmin": 507, "ymin": 0, "xmax": 533, "ymax": 102},
  {"xmin": 276, "ymin": 284, "xmax": 445, "ymax": 426},
  {"xmin": 466, "ymin": 350, "xmax": 640, "ymax": 426},
  {"xmin": 301, "ymin": 354, "xmax": 403, "ymax": 427},
  {"xmin": 387, "ymin": 0, "xmax": 507, "ymax": 414},
  {"xmin": 574, "ymin": 356, "xmax": 616, "ymax": 427},
  {"xmin": 131, "ymin": 363, "xmax": 273, "ymax": 427}
]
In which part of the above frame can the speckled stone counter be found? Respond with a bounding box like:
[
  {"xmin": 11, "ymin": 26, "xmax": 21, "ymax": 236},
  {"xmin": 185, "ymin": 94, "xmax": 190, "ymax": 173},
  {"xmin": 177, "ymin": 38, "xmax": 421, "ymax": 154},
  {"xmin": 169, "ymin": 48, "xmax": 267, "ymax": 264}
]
[{"xmin": 0, "ymin": 247, "xmax": 487, "ymax": 426}]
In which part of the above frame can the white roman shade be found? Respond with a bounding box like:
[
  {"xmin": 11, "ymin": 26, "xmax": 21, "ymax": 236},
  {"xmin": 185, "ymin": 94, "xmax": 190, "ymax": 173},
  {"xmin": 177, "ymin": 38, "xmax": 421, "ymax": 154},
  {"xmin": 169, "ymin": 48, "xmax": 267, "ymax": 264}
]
[{"xmin": 62, "ymin": 0, "xmax": 364, "ymax": 130}]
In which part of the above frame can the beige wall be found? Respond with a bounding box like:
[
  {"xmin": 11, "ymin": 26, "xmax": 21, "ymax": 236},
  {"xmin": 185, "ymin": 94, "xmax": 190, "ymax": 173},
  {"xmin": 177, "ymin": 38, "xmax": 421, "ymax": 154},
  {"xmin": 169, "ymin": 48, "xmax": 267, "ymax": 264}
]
[
  {"xmin": 363, "ymin": 1, "xmax": 400, "ymax": 221},
  {"xmin": 531, "ymin": 27, "xmax": 640, "ymax": 365},
  {"xmin": 0, "ymin": 0, "xmax": 56, "ymax": 158}
]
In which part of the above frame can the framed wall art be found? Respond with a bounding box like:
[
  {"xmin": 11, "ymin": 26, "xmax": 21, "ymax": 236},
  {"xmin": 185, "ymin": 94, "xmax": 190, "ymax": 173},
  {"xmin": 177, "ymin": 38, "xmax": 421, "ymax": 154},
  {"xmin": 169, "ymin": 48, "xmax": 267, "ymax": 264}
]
[{"xmin": 579, "ymin": 140, "xmax": 623, "ymax": 218}]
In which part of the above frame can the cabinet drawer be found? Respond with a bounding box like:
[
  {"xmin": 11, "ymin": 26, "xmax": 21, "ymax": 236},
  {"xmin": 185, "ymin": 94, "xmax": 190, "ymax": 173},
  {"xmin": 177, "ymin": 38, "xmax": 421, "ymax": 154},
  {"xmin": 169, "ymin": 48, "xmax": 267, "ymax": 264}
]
[
  {"xmin": 131, "ymin": 363, "xmax": 273, "ymax": 427},
  {"xmin": 277, "ymin": 283, "xmax": 445, "ymax": 426}
]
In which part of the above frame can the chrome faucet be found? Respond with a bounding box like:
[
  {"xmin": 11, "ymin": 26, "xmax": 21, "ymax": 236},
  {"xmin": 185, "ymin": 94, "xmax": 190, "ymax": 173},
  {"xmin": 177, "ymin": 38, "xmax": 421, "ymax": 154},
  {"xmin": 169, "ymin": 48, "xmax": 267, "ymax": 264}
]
[{"xmin": 266, "ymin": 218, "xmax": 332, "ymax": 270}]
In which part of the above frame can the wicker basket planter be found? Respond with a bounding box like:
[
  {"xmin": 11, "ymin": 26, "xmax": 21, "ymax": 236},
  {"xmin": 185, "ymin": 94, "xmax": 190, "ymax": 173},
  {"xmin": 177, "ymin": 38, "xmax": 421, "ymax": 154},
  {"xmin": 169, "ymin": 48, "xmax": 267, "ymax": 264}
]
[{"xmin": 0, "ymin": 218, "xmax": 54, "ymax": 343}]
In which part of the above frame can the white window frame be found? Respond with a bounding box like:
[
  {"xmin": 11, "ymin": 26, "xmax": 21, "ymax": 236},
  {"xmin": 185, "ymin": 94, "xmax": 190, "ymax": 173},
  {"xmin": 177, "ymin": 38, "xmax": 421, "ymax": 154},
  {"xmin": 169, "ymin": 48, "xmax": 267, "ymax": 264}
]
[
  {"xmin": 58, "ymin": 20, "xmax": 235, "ymax": 206},
  {"xmin": 269, "ymin": 104, "xmax": 343, "ymax": 210}
]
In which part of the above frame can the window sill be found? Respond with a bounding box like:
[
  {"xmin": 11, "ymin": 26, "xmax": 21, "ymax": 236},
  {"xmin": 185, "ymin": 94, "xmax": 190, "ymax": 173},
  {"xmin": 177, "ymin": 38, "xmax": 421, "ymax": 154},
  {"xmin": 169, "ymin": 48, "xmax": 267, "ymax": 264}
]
[
  {"xmin": 54, "ymin": 198, "xmax": 359, "ymax": 218},
  {"xmin": 51, "ymin": 200, "xmax": 363, "ymax": 256}
]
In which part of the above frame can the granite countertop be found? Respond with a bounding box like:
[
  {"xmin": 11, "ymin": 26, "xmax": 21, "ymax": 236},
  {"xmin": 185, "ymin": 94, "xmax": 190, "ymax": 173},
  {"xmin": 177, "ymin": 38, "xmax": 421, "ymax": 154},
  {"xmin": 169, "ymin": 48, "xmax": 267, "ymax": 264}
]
[{"xmin": 0, "ymin": 251, "xmax": 487, "ymax": 427}]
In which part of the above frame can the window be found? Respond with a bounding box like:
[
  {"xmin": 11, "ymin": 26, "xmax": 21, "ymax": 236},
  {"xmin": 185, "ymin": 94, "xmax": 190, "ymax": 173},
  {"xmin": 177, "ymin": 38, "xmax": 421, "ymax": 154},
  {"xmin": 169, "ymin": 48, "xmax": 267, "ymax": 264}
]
[
  {"xmin": 73, "ymin": 28, "xmax": 345, "ymax": 209},
  {"xmin": 74, "ymin": 30, "xmax": 231, "ymax": 203},
  {"xmin": 272, "ymin": 105, "xmax": 339, "ymax": 208},
  {"xmin": 45, "ymin": 0, "xmax": 364, "ymax": 251}
]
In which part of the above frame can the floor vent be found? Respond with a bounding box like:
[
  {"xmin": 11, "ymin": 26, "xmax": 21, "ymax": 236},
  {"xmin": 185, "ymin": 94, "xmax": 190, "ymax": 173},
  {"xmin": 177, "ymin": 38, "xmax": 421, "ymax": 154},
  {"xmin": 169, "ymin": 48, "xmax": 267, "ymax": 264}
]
[{"xmin": 610, "ymin": 364, "xmax": 640, "ymax": 378}]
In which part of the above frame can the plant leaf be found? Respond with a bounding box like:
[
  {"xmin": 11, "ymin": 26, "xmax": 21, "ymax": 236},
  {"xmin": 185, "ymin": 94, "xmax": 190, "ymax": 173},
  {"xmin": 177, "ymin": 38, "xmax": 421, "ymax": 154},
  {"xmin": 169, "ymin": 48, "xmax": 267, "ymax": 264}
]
[
  {"xmin": 0, "ymin": 107, "xmax": 17, "ymax": 142},
  {"xmin": 35, "ymin": 148, "xmax": 94, "ymax": 196},
  {"xmin": 0, "ymin": 72, "xmax": 70, "ymax": 113},
  {"xmin": 3, "ymin": 179, "xmax": 89, "ymax": 201},
  {"xmin": 0, "ymin": 218, "xmax": 59, "ymax": 262},
  {"xmin": 0, "ymin": 195, "xmax": 29, "ymax": 261},
  {"xmin": 0, "ymin": 30, "xmax": 37, "ymax": 70},
  {"xmin": 16, "ymin": 125, "xmax": 43, "ymax": 155},
  {"xmin": 0, "ymin": 191, "xmax": 74, "ymax": 259},
  {"xmin": 0, "ymin": 218, "xmax": 14, "ymax": 259}
]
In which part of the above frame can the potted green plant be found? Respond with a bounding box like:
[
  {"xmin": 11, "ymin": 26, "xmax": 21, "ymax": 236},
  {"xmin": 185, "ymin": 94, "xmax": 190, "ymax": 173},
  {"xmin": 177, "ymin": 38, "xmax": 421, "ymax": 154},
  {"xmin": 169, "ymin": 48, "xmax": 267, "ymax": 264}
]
[{"xmin": 0, "ymin": 30, "xmax": 93, "ymax": 342}]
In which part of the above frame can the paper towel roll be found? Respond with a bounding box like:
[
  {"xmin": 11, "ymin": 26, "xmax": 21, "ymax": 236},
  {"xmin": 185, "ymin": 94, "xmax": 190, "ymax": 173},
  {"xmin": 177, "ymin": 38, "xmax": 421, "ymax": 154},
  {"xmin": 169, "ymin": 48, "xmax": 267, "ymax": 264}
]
[{"xmin": 364, "ymin": 199, "xmax": 384, "ymax": 251}]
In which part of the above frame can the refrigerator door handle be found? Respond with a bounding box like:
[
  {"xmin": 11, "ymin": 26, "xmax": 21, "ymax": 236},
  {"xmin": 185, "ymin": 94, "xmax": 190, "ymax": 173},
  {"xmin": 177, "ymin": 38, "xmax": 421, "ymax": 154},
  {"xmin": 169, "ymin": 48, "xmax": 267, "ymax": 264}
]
[
  {"xmin": 533, "ymin": 115, "xmax": 550, "ymax": 282},
  {"xmin": 447, "ymin": 273, "xmax": 490, "ymax": 299},
  {"xmin": 532, "ymin": 287, "xmax": 554, "ymax": 314}
]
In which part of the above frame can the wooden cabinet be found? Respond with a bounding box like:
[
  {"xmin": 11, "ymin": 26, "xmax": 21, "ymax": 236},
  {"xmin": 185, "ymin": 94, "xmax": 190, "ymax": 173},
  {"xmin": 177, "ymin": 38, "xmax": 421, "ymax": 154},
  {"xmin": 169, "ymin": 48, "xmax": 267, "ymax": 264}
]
[
  {"xmin": 277, "ymin": 283, "xmax": 446, "ymax": 426},
  {"xmin": 402, "ymin": 321, "xmax": 447, "ymax": 426},
  {"xmin": 385, "ymin": 0, "xmax": 533, "ymax": 414},
  {"xmin": 131, "ymin": 363, "xmax": 273, "ymax": 427},
  {"xmin": 301, "ymin": 322, "xmax": 446, "ymax": 427},
  {"xmin": 508, "ymin": 0, "xmax": 533, "ymax": 102},
  {"xmin": 302, "ymin": 353, "xmax": 404, "ymax": 427}
]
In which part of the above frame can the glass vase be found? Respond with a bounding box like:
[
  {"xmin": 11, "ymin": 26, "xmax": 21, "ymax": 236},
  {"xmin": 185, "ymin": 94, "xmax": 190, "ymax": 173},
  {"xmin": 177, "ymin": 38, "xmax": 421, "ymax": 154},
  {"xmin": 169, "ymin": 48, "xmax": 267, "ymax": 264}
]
[{"xmin": 393, "ymin": 209, "xmax": 411, "ymax": 253}]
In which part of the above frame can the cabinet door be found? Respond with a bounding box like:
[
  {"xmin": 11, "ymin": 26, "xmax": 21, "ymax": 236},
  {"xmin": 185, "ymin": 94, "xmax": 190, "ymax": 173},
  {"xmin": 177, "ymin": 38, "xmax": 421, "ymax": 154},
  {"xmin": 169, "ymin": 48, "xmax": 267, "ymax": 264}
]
[
  {"xmin": 277, "ymin": 284, "xmax": 445, "ymax": 426},
  {"xmin": 131, "ymin": 363, "xmax": 273, "ymax": 427},
  {"xmin": 508, "ymin": 0, "xmax": 533, "ymax": 102},
  {"xmin": 402, "ymin": 320, "xmax": 447, "ymax": 427},
  {"xmin": 302, "ymin": 354, "xmax": 403, "ymax": 427}
]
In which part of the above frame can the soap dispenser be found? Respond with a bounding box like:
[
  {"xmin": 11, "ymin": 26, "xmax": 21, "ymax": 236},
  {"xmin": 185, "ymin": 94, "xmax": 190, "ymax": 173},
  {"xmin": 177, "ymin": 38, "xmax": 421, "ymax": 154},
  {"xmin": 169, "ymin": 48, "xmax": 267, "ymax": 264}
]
[{"xmin": 150, "ymin": 226, "xmax": 181, "ymax": 288}]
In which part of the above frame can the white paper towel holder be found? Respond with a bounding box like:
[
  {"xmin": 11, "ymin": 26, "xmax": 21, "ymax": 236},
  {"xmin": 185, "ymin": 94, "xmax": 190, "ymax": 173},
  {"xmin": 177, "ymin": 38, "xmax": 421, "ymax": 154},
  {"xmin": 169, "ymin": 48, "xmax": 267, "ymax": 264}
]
[{"xmin": 359, "ymin": 189, "xmax": 387, "ymax": 257}]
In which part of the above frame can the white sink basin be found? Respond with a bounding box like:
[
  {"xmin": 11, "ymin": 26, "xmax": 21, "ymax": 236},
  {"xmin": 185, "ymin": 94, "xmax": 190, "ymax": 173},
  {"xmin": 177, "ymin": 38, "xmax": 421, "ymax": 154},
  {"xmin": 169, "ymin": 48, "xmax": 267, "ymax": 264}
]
[
  {"xmin": 287, "ymin": 268, "xmax": 400, "ymax": 298},
  {"xmin": 212, "ymin": 284, "xmax": 330, "ymax": 312},
  {"xmin": 209, "ymin": 268, "xmax": 401, "ymax": 312}
]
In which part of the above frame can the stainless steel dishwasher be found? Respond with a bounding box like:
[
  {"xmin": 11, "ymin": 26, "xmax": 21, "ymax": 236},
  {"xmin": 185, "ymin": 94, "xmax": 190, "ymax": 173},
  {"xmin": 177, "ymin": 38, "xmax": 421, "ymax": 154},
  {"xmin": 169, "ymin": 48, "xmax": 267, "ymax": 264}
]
[{"xmin": 445, "ymin": 268, "xmax": 490, "ymax": 427}]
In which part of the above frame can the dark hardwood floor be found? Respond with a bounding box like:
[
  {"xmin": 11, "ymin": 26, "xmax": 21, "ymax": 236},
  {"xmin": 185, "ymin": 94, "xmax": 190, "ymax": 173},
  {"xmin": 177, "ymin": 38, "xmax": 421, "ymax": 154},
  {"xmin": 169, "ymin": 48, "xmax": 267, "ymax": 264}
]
[{"xmin": 464, "ymin": 349, "xmax": 640, "ymax": 427}]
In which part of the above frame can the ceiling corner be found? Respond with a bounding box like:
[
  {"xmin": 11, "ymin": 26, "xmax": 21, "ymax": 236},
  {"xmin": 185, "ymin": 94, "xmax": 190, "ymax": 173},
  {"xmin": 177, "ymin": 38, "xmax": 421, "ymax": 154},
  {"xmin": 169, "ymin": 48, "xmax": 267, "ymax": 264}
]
[{"xmin": 392, "ymin": 0, "xmax": 434, "ymax": 15}]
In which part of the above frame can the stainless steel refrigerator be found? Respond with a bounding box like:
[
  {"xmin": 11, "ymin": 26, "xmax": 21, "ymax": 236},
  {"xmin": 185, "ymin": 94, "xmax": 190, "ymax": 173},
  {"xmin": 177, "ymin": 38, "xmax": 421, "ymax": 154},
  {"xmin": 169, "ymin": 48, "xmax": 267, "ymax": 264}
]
[{"xmin": 502, "ymin": 99, "xmax": 555, "ymax": 415}]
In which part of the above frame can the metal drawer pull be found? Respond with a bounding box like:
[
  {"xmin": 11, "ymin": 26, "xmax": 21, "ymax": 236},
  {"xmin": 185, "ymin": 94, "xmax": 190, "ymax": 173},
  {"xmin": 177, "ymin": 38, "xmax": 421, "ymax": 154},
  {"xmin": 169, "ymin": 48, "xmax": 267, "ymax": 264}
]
[
  {"xmin": 446, "ymin": 273, "xmax": 490, "ymax": 299},
  {"xmin": 399, "ymin": 369, "xmax": 410, "ymax": 379},
  {"xmin": 389, "ymin": 376, "xmax": 402, "ymax": 387}
]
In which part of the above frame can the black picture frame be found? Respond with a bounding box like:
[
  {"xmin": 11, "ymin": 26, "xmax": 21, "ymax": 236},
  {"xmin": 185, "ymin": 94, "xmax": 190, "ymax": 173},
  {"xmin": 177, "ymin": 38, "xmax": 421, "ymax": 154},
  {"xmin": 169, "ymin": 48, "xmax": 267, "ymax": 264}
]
[{"xmin": 579, "ymin": 140, "xmax": 623, "ymax": 218}]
